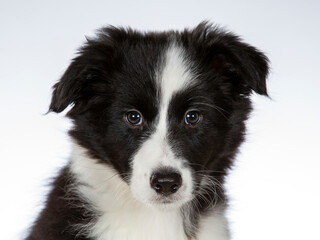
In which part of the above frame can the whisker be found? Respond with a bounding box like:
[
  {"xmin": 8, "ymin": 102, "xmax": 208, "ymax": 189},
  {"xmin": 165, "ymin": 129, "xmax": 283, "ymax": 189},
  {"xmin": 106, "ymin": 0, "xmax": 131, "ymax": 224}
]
[
  {"xmin": 193, "ymin": 102, "xmax": 229, "ymax": 119},
  {"xmin": 191, "ymin": 173, "xmax": 225, "ymax": 210},
  {"xmin": 187, "ymin": 95, "xmax": 229, "ymax": 118},
  {"xmin": 194, "ymin": 169, "xmax": 225, "ymax": 174}
]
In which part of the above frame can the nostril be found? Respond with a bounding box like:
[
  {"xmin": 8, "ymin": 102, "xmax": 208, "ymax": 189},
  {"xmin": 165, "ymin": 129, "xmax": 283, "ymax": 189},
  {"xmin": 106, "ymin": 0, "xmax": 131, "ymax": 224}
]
[
  {"xmin": 154, "ymin": 184, "xmax": 163, "ymax": 193},
  {"xmin": 171, "ymin": 184, "xmax": 179, "ymax": 193},
  {"xmin": 150, "ymin": 170, "xmax": 182, "ymax": 196}
]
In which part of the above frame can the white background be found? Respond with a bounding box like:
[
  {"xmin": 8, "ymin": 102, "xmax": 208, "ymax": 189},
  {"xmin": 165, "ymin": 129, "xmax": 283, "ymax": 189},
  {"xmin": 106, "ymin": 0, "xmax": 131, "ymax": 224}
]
[{"xmin": 1, "ymin": 0, "xmax": 319, "ymax": 239}]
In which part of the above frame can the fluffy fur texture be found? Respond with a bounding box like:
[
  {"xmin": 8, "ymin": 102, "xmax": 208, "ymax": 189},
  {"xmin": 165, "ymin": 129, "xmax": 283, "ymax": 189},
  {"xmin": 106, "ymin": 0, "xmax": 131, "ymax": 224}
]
[{"xmin": 27, "ymin": 22, "xmax": 269, "ymax": 240}]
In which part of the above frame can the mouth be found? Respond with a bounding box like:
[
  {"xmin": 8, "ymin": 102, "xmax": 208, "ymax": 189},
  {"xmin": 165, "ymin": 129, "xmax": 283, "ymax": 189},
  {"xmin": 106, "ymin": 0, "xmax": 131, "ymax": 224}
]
[
  {"xmin": 152, "ymin": 194, "xmax": 182, "ymax": 204},
  {"xmin": 147, "ymin": 187, "xmax": 194, "ymax": 208}
]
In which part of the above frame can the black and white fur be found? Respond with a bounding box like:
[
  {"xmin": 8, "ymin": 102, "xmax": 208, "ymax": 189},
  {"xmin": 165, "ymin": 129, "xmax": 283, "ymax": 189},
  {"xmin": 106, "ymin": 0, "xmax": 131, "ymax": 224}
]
[{"xmin": 27, "ymin": 22, "xmax": 269, "ymax": 240}]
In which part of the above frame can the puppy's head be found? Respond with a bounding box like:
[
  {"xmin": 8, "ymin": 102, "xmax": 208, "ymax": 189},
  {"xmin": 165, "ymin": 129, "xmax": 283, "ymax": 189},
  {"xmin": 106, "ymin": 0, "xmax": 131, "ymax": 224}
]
[{"xmin": 49, "ymin": 23, "xmax": 269, "ymax": 209}]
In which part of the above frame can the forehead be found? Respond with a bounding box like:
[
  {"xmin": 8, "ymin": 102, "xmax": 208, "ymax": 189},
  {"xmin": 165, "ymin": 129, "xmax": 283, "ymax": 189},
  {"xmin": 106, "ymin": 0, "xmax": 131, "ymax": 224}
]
[
  {"xmin": 158, "ymin": 44, "xmax": 195, "ymax": 106},
  {"xmin": 115, "ymin": 41, "xmax": 197, "ymax": 110}
]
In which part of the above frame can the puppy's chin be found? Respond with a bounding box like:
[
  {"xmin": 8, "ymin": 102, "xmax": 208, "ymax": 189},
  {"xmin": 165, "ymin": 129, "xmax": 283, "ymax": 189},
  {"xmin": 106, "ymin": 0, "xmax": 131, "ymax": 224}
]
[{"xmin": 131, "ymin": 190, "xmax": 192, "ymax": 211}]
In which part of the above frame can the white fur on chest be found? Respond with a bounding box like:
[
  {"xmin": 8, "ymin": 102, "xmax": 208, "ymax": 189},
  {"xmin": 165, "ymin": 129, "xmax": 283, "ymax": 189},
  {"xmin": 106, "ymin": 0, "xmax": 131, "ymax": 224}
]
[{"xmin": 70, "ymin": 143, "xmax": 229, "ymax": 240}]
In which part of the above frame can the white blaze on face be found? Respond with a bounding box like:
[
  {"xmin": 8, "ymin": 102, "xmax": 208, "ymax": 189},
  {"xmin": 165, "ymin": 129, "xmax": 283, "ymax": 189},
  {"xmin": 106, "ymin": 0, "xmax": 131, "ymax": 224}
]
[{"xmin": 130, "ymin": 44, "xmax": 195, "ymax": 207}]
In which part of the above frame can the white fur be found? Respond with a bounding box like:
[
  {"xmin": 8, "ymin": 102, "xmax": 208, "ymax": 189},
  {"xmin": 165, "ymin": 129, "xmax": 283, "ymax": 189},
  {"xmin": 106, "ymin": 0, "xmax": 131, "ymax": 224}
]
[
  {"xmin": 130, "ymin": 44, "xmax": 194, "ymax": 207},
  {"xmin": 71, "ymin": 143, "xmax": 188, "ymax": 240},
  {"xmin": 159, "ymin": 44, "xmax": 193, "ymax": 106},
  {"xmin": 195, "ymin": 207, "xmax": 230, "ymax": 240},
  {"xmin": 71, "ymin": 143, "xmax": 229, "ymax": 240}
]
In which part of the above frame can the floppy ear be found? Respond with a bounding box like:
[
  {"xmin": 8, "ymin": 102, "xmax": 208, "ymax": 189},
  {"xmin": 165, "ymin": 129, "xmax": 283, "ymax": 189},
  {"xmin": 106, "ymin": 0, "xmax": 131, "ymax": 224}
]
[
  {"xmin": 49, "ymin": 59, "xmax": 90, "ymax": 113},
  {"xmin": 224, "ymin": 41, "xmax": 269, "ymax": 96},
  {"xmin": 49, "ymin": 38, "xmax": 115, "ymax": 114},
  {"xmin": 210, "ymin": 38, "xmax": 269, "ymax": 96},
  {"xmin": 191, "ymin": 22, "xmax": 269, "ymax": 96}
]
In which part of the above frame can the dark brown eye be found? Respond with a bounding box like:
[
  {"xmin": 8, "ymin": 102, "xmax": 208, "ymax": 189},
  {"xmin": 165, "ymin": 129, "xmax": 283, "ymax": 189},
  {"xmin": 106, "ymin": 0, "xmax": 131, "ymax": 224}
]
[
  {"xmin": 185, "ymin": 111, "xmax": 201, "ymax": 125},
  {"xmin": 126, "ymin": 110, "xmax": 143, "ymax": 126}
]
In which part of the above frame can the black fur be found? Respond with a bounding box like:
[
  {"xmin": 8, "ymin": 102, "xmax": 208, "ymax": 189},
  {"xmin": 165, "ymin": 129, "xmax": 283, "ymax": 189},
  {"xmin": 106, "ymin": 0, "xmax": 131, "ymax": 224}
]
[
  {"xmin": 27, "ymin": 167, "xmax": 93, "ymax": 240},
  {"xmin": 27, "ymin": 22, "xmax": 269, "ymax": 239}
]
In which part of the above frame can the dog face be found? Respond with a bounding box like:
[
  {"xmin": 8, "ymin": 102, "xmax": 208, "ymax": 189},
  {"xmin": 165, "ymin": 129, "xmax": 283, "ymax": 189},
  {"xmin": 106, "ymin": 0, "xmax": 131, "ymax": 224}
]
[{"xmin": 49, "ymin": 23, "xmax": 268, "ymax": 209}]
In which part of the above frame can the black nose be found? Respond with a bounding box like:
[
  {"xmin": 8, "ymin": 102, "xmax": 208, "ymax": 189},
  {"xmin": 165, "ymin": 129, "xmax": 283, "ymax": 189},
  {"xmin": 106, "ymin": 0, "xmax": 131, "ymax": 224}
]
[{"xmin": 150, "ymin": 171, "xmax": 182, "ymax": 196}]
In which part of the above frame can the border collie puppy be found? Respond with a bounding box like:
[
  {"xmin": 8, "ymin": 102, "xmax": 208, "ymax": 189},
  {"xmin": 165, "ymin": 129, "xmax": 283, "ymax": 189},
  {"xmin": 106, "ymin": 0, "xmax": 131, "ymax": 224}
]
[{"xmin": 27, "ymin": 22, "xmax": 269, "ymax": 240}]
